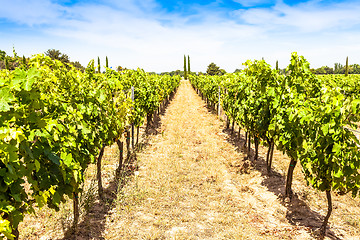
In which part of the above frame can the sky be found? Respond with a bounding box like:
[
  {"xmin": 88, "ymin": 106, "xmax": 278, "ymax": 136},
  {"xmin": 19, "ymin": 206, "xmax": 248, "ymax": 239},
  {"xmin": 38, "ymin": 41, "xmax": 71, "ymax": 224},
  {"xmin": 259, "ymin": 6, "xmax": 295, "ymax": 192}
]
[{"xmin": 1, "ymin": 0, "xmax": 360, "ymax": 73}]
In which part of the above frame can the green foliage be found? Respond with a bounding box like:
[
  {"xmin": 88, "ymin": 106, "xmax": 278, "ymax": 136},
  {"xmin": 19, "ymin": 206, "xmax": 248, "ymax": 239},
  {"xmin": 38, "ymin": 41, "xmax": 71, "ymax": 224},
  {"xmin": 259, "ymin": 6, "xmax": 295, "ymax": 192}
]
[
  {"xmin": 311, "ymin": 66, "xmax": 334, "ymax": 75},
  {"xmin": 4, "ymin": 57, "xmax": 8, "ymax": 70},
  {"xmin": 0, "ymin": 50, "xmax": 5, "ymax": 61},
  {"xmin": 97, "ymin": 57, "xmax": 101, "ymax": 73},
  {"xmin": 188, "ymin": 55, "xmax": 190, "ymax": 75},
  {"xmin": 71, "ymin": 61, "xmax": 85, "ymax": 72},
  {"xmin": 206, "ymin": 62, "xmax": 222, "ymax": 76},
  {"xmin": 44, "ymin": 49, "xmax": 70, "ymax": 64},
  {"xmin": 190, "ymin": 52, "xmax": 360, "ymax": 235},
  {"xmin": 0, "ymin": 54, "xmax": 180, "ymax": 237}
]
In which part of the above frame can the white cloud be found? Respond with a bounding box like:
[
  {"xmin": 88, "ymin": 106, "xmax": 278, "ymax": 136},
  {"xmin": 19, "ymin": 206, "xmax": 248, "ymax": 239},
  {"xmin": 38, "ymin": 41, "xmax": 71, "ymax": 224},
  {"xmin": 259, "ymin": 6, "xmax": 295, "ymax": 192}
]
[
  {"xmin": 235, "ymin": 0, "xmax": 360, "ymax": 32},
  {"xmin": 1, "ymin": 0, "xmax": 360, "ymax": 72},
  {"xmin": 0, "ymin": 0, "xmax": 64, "ymax": 25}
]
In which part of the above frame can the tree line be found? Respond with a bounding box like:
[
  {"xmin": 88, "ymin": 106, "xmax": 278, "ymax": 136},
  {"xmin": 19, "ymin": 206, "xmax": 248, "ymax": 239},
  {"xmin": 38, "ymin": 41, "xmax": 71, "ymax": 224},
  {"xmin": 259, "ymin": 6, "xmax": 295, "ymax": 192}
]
[{"xmin": 0, "ymin": 49, "xmax": 85, "ymax": 71}]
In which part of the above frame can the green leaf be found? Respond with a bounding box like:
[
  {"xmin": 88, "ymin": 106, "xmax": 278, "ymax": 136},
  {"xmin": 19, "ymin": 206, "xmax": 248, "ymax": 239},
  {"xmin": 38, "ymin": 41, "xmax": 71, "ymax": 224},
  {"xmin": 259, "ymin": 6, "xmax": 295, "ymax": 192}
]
[
  {"xmin": 23, "ymin": 67, "xmax": 40, "ymax": 91},
  {"xmin": 321, "ymin": 124, "xmax": 329, "ymax": 135},
  {"xmin": 60, "ymin": 152, "xmax": 73, "ymax": 167},
  {"xmin": 11, "ymin": 69, "xmax": 26, "ymax": 91},
  {"xmin": 352, "ymin": 99, "xmax": 360, "ymax": 113},
  {"xmin": 35, "ymin": 160, "xmax": 40, "ymax": 172},
  {"xmin": 0, "ymin": 218, "xmax": 14, "ymax": 239},
  {"xmin": 0, "ymin": 87, "xmax": 15, "ymax": 112},
  {"xmin": 332, "ymin": 142, "xmax": 341, "ymax": 154},
  {"xmin": 44, "ymin": 150, "xmax": 60, "ymax": 165}
]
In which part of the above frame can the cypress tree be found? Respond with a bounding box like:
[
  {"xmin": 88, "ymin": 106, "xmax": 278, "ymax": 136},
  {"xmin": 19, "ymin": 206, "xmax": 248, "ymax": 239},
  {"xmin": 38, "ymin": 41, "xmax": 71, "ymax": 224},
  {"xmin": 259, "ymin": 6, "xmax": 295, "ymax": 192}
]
[
  {"xmin": 184, "ymin": 55, "xmax": 187, "ymax": 80},
  {"xmin": 276, "ymin": 60, "xmax": 279, "ymax": 71},
  {"xmin": 22, "ymin": 55, "xmax": 27, "ymax": 69},
  {"xmin": 5, "ymin": 57, "xmax": 8, "ymax": 70},
  {"xmin": 106, "ymin": 56, "xmax": 109, "ymax": 68},
  {"xmin": 188, "ymin": 55, "xmax": 190, "ymax": 75},
  {"xmin": 97, "ymin": 56, "xmax": 101, "ymax": 73},
  {"xmin": 345, "ymin": 56, "xmax": 349, "ymax": 77}
]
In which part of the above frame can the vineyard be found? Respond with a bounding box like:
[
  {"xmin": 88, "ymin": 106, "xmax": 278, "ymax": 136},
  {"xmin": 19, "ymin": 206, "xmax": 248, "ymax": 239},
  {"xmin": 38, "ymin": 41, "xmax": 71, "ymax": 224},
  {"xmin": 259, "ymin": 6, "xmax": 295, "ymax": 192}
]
[
  {"xmin": 0, "ymin": 55, "xmax": 180, "ymax": 239},
  {"xmin": 1, "ymin": 52, "xmax": 360, "ymax": 239},
  {"xmin": 190, "ymin": 53, "xmax": 360, "ymax": 239}
]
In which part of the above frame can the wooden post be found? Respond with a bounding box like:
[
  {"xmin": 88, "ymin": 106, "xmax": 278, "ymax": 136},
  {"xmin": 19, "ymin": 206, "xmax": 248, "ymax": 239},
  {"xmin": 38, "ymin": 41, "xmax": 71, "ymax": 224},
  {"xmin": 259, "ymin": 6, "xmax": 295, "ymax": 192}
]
[
  {"xmin": 126, "ymin": 129, "xmax": 131, "ymax": 162},
  {"xmin": 218, "ymin": 86, "xmax": 221, "ymax": 117},
  {"xmin": 97, "ymin": 145, "xmax": 105, "ymax": 199},
  {"xmin": 136, "ymin": 125, "xmax": 140, "ymax": 146},
  {"xmin": 247, "ymin": 133, "xmax": 251, "ymax": 159},
  {"xmin": 116, "ymin": 139, "xmax": 124, "ymax": 175},
  {"xmin": 72, "ymin": 192, "xmax": 79, "ymax": 233},
  {"xmin": 131, "ymin": 87, "xmax": 135, "ymax": 150}
]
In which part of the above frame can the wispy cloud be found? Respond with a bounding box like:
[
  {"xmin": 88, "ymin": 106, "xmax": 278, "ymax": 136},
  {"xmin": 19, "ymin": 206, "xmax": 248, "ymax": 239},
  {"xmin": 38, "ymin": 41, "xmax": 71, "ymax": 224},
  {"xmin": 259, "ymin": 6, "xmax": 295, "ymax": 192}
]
[
  {"xmin": 0, "ymin": 0, "xmax": 65, "ymax": 25},
  {"xmin": 235, "ymin": 0, "xmax": 360, "ymax": 32},
  {"xmin": 232, "ymin": 0, "xmax": 274, "ymax": 7}
]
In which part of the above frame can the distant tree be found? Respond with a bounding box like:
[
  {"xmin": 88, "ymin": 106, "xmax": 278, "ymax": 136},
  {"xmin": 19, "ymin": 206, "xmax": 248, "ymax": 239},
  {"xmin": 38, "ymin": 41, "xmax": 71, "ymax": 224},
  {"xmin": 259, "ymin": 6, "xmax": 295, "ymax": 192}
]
[
  {"xmin": 45, "ymin": 49, "xmax": 70, "ymax": 64},
  {"xmin": 71, "ymin": 61, "xmax": 85, "ymax": 71},
  {"xmin": 334, "ymin": 63, "xmax": 343, "ymax": 74},
  {"xmin": 184, "ymin": 55, "xmax": 187, "ymax": 79},
  {"xmin": 21, "ymin": 55, "xmax": 28, "ymax": 70},
  {"xmin": 219, "ymin": 69, "xmax": 226, "ymax": 75},
  {"xmin": 106, "ymin": 56, "xmax": 109, "ymax": 68},
  {"xmin": 234, "ymin": 69, "xmax": 241, "ymax": 73},
  {"xmin": 276, "ymin": 60, "xmax": 279, "ymax": 71},
  {"xmin": 5, "ymin": 57, "xmax": 9, "ymax": 70},
  {"xmin": 345, "ymin": 56, "xmax": 349, "ymax": 76},
  {"xmin": 97, "ymin": 57, "xmax": 101, "ymax": 73},
  {"xmin": 351, "ymin": 64, "xmax": 360, "ymax": 74},
  {"xmin": 312, "ymin": 66, "xmax": 334, "ymax": 75},
  {"xmin": 0, "ymin": 50, "xmax": 5, "ymax": 61},
  {"xmin": 206, "ymin": 62, "xmax": 221, "ymax": 76},
  {"xmin": 0, "ymin": 51, "xmax": 19, "ymax": 70},
  {"xmin": 175, "ymin": 69, "xmax": 182, "ymax": 76},
  {"xmin": 187, "ymin": 55, "xmax": 190, "ymax": 75}
]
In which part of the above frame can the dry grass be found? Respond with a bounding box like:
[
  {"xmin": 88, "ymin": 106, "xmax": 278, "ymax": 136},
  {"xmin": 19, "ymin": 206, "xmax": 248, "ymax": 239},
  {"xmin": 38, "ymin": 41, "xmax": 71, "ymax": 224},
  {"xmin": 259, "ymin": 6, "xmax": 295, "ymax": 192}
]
[
  {"xmin": 102, "ymin": 80, "xmax": 329, "ymax": 239},
  {"xmin": 18, "ymin": 143, "xmax": 124, "ymax": 240},
  {"xmin": 18, "ymin": 80, "xmax": 360, "ymax": 239}
]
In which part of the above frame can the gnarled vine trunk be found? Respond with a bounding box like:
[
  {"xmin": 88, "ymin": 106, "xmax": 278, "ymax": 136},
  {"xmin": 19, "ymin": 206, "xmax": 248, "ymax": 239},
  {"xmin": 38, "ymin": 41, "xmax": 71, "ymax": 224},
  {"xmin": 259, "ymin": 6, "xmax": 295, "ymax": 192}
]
[
  {"xmin": 320, "ymin": 190, "xmax": 332, "ymax": 240},
  {"xmin": 116, "ymin": 139, "xmax": 124, "ymax": 176},
  {"xmin": 266, "ymin": 139, "xmax": 275, "ymax": 174},
  {"xmin": 285, "ymin": 157, "xmax": 297, "ymax": 199}
]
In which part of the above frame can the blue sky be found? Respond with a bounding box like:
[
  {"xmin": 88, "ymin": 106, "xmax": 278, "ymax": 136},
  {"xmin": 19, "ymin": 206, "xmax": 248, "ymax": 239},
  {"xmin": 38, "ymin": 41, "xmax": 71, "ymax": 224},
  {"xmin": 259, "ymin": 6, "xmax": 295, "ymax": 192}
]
[{"xmin": 1, "ymin": 0, "xmax": 360, "ymax": 72}]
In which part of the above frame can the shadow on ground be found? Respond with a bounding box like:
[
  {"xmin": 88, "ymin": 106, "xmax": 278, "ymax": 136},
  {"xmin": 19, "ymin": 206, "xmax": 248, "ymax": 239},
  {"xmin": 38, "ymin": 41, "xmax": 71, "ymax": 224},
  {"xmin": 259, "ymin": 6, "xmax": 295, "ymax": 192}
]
[
  {"xmin": 221, "ymin": 126, "xmax": 343, "ymax": 240},
  {"xmin": 58, "ymin": 89, "xmax": 177, "ymax": 240}
]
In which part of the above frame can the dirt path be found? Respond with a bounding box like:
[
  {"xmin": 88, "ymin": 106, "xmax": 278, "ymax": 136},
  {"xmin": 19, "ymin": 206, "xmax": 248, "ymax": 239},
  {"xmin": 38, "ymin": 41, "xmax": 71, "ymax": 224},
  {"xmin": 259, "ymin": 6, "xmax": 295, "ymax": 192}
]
[{"xmin": 102, "ymin": 80, "xmax": 318, "ymax": 239}]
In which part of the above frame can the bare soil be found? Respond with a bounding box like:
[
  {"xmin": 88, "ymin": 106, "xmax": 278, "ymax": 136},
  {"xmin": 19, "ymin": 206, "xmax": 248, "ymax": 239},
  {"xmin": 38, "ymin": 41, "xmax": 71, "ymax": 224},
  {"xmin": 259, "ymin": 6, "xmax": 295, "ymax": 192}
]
[{"xmin": 19, "ymin": 80, "xmax": 360, "ymax": 239}]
